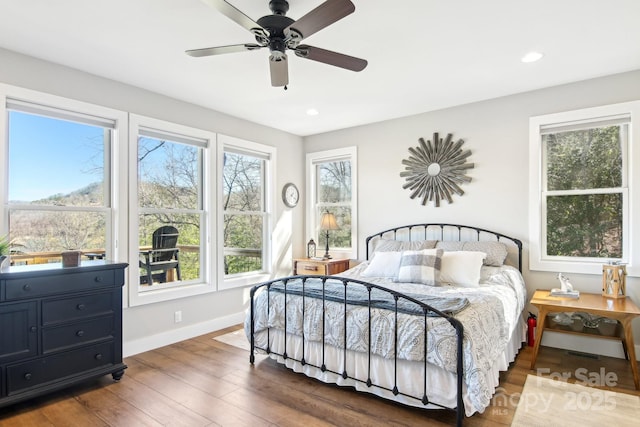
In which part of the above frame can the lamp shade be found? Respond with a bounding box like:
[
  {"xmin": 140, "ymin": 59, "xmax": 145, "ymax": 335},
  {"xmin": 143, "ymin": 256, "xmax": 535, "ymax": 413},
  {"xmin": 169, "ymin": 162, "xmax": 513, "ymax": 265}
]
[{"xmin": 320, "ymin": 212, "xmax": 339, "ymax": 230}]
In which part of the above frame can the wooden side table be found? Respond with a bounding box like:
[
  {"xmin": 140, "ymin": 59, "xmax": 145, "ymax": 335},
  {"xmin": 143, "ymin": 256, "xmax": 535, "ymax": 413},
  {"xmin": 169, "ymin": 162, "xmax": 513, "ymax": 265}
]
[
  {"xmin": 293, "ymin": 258, "xmax": 350, "ymax": 276},
  {"xmin": 529, "ymin": 289, "xmax": 640, "ymax": 390}
]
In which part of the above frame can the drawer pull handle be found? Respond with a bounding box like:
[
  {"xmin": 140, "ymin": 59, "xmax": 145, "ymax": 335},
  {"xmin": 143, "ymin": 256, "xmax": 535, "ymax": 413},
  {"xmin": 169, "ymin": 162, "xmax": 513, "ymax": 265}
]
[
  {"xmin": 23, "ymin": 284, "xmax": 31, "ymax": 291},
  {"xmin": 95, "ymin": 353, "xmax": 103, "ymax": 360},
  {"xmin": 77, "ymin": 303, "xmax": 86, "ymax": 310},
  {"xmin": 303, "ymin": 266, "xmax": 318, "ymax": 271},
  {"xmin": 76, "ymin": 330, "xmax": 85, "ymax": 337},
  {"xmin": 24, "ymin": 373, "xmax": 32, "ymax": 381},
  {"xmin": 94, "ymin": 276, "xmax": 103, "ymax": 283},
  {"xmin": 30, "ymin": 326, "xmax": 37, "ymax": 333}
]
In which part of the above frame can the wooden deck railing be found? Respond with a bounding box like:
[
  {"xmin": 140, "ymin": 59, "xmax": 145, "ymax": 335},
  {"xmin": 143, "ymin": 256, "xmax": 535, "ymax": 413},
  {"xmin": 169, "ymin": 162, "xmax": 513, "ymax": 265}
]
[{"xmin": 9, "ymin": 246, "xmax": 262, "ymax": 275}]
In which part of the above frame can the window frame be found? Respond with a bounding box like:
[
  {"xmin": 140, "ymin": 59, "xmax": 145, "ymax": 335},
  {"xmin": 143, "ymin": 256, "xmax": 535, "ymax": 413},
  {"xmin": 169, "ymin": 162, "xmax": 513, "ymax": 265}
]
[
  {"xmin": 0, "ymin": 84, "xmax": 128, "ymax": 280},
  {"xmin": 529, "ymin": 101, "xmax": 640, "ymax": 276},
  {"xmin": 306, "ymin": 147, "xmax": 358, "ymax": 260},
  {"xmin": 218, "ymin": 134, "xmax": 276, "ymax": 290},
  {"xmin": 128, "ymin": 114, "xmax": 216, "ymax": 306}
]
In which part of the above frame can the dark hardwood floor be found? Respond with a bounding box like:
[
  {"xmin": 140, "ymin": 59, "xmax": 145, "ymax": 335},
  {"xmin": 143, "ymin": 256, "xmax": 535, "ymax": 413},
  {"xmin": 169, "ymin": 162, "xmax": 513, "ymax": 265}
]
[{"xmin": 1, "ymin": 326, "xmax": 638, "ymax": 426}]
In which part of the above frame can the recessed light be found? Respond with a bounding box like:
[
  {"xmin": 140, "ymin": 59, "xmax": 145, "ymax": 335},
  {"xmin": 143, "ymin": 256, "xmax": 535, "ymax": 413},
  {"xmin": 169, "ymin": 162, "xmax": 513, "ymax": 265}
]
[
  {"xmin": 306, "ymin": 108, "xmax": 319, "ymax": 116},
  {"xmin": 521, "ymin": 51, "xmax": 544, "ymax": 63}
]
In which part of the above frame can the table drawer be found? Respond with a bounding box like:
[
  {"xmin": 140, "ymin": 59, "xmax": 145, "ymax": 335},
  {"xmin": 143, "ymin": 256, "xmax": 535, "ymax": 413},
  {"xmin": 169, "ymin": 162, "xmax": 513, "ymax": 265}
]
[
  {"xmin": 5, "ymin": 271, "xmax": 117, "ymax": 300},
  {"xmin": 42, "ymin": 291, "xmax": 115, "ymax": 325},
  {"xmin": 6, "ymin": 342, "xmax": 114, "ymax": 395},
  {"xmin": 43, "ymin": 316, "xmax": 114, "ymax": 354},
  {"xmin": 295, "ymin": 261, "xmax": 327, "ymax": 275}
]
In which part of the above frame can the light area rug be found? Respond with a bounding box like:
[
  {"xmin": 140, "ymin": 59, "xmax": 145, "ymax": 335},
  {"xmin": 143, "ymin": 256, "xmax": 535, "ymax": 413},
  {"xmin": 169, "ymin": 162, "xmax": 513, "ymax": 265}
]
[
  {"xmin": 511, "ymin": 375, "xmax": 640, "ymax": 426},
  {"xmin": 213, "ymin": 329, "xmax": 250, "ymax": 351}
]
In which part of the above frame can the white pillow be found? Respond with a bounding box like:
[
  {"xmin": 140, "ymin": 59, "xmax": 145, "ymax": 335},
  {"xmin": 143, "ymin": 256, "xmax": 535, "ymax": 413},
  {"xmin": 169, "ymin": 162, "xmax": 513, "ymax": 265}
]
[
  {"xmin": 435, "ymin": 241, "xmax": 508, "ymax": 266},
  {"xmin": 439, "ymin": 251, "xmax": 486, "ymax": 287},
  {"xmin": 362, "ymin": 251, "xmax": 402, "ymax": 277}
]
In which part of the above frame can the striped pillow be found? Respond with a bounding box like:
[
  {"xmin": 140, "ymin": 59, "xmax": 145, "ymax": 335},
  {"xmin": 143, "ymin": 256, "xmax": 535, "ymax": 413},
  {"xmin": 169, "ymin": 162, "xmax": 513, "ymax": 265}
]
[{"xmin": 395, "ymin": 248, "xmax": 443, "ymax": 286}]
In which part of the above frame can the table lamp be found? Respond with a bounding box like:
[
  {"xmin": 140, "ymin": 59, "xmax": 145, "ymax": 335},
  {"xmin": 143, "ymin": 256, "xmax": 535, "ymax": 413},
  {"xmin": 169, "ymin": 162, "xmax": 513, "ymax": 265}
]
[{"xmin": 320, "ymin": 212, "xmax": 339, "ymax": 259}]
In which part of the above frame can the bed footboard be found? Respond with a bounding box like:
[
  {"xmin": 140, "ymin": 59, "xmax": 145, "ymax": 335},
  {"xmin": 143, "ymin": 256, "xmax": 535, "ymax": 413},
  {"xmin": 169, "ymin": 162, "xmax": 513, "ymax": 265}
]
[{"xmin": 248, "ymin": 275, "xmax": 465, "ymax": 427}]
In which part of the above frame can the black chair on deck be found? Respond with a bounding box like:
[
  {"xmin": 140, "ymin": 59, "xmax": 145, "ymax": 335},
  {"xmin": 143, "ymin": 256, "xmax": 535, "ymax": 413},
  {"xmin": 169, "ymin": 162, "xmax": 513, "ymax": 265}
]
[{"xmin": 139, "ymin": 226, "xmax": 181, "ymax": 285}]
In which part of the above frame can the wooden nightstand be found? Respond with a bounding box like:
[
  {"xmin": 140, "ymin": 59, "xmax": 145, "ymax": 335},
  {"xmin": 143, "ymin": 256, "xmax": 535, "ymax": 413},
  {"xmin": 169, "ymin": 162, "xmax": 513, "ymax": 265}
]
[
  {"xmin": 529, "ymin": 289, "xmax": 640, "ymax": 390},
  {"xmin": 293, "ymin": 258, "xmax": 350, "ymax": 276}
]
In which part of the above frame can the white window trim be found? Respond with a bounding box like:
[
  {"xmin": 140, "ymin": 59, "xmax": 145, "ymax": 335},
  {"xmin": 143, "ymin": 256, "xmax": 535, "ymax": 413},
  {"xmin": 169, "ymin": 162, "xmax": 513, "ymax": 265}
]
[
  {"xmin": 0, "ymin": 84, "xmax": 129, "ymax": 302},
  {"xmin": 529, "ymin": 100, "xmax": 640, "ymax": 276},
  {"xmin": 128, "ymin": 114, "xmax": 216, "ymax": 306},
  {"xmin": 306, "ymin": 147, "xmax": 358, "ymax": 260},
  {"xmin": 218, "ymin": 134, "xmax": 276, "ymax": 290}
]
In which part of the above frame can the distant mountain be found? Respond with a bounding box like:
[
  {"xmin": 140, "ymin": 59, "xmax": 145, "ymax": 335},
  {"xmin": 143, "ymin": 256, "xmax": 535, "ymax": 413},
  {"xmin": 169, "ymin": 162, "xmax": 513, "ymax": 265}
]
[{"xmin": 11, "ymin": 182, "xmax": 104, "ymax": 206}]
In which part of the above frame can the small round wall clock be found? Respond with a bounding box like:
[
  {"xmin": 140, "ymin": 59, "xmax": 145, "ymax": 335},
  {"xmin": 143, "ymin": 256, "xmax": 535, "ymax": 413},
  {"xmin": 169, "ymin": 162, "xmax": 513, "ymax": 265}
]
[{"xmin": 282, "ymin": 183, "xmax": 299, "ymax": 208}]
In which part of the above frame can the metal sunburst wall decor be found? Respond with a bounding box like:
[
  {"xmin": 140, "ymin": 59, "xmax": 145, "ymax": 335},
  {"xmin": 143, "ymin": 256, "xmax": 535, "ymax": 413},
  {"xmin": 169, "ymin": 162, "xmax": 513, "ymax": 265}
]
[{"xmin": 400, "ymin": 132, "xmax": 474, "ymax": 207}]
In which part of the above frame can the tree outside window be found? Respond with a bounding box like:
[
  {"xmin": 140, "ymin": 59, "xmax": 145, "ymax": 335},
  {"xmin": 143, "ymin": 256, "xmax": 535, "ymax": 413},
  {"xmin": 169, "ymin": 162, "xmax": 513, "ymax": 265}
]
[
  {"xmin": 316, "ymin": 160, "xmax": 352, "ymax": 249},
  {"xmin": 543, "ymin": 123, "xmax": 626, "ymax": 260},
  {"xmin": 7, "ymin": 107, "xmax": 112, "ymax": 262},
  {"xmin": 137, "ymin": 132, "xmax": 204, "ymax": 285},
  {"xmin": 223, "ymin": 151, "xmax": 265, "ymax": 275}
]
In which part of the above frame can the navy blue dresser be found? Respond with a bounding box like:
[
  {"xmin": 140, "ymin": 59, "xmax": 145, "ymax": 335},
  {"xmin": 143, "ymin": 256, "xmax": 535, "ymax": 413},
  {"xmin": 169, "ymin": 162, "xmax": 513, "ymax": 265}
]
[{"xmin": 0, "ymin": 261, "xmax": 127, "ymax": 408}]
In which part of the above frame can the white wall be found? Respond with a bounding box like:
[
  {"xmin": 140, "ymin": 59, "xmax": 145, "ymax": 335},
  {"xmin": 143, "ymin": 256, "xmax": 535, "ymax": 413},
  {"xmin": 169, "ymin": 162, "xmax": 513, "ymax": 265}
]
[
  {"xmin": 0, "ymin": 47, "xmax": 306, "ymax": 356},
  {"xmin": 304, "ymin": 69, "xmax": 640, "ymax": 358},
  {"xmin": 3, "ymin": 43, "xmax": 640, "ymax": 360}
]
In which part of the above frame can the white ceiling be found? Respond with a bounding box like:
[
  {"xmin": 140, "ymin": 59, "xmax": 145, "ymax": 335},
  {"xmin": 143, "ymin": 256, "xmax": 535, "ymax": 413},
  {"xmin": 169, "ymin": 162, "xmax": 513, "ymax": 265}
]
[{"xmin": 0, "ymin": 0, "xmax": 639, "ymax": 136}]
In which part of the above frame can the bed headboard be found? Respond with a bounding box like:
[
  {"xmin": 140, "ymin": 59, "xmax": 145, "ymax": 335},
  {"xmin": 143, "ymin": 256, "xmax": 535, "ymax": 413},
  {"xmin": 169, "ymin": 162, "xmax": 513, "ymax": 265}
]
[{"xmin": 365, "ymin": 223, "xmax": 523, "ymax": 272}]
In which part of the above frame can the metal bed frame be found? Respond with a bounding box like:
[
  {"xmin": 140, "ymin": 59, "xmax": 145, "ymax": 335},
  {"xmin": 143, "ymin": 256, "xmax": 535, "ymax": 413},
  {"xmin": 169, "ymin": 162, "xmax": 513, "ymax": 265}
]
[{"xmin": 248, "ymin": 224, "xmax": 523, "ymax": 426}]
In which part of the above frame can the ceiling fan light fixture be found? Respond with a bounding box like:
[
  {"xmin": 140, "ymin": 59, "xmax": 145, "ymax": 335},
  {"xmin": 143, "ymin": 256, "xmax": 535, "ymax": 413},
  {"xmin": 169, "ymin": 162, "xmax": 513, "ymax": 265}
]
[
  {"xmin": 270, "ymin": 50, "xmax": 286, "ymax": 61},
  {"xmin": 190, "ymin": 0, "xmax": 367, "ymax": 87},
  {"xmin": 521, "ymin": 51, "xmax": 544, "ymax": 63}
]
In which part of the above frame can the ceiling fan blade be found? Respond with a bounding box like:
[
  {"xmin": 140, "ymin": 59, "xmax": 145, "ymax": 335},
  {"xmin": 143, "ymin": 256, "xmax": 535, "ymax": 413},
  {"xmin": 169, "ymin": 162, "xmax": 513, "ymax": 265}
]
[
  {"xmin": 185, "ymin": 43, "xmax": 263, "ymax": 57},
  {"xmin": 286, "ymin": 0, "xmax": 355, "ymax": 40},
  {"xmin": 294, "ymin": 45, "xmax": 367, "ymax": 71},
  {"xmin": 269, "ymin": 55, "xmax": 289, "ymax": 87},
  {"xmin": 200, "ymin": 0, "xmax": 265, "ymax": 34}
]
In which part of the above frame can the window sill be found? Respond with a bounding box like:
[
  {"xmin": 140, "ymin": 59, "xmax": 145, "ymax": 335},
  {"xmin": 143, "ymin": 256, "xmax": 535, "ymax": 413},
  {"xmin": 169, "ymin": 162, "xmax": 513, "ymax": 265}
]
[
  {"xmin": 128, "ymin": 280, "xmax": 216, "ymax": 307},
  {"xmin": 219, "ymin": 272, "xmax": 271, "ymax": 291},
  {"xmin": 530, "ymin": 258, "xmax": 638, "ymax": 277}
]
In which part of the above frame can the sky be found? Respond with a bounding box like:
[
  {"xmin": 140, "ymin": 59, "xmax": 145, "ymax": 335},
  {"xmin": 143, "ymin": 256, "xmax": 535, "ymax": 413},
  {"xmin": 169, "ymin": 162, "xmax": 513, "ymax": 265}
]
[{"xmin": 8, "ymin": 111, "xmax": 105, "ymax": 202}]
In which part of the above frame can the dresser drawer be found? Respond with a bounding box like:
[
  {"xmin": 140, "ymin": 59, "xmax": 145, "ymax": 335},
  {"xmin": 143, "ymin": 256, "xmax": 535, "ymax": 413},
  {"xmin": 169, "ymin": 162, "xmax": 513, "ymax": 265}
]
[
  {"xmin": 295, "ymin": 261, "xmax": 326, "ymax": 275},
  {"xmin": 42, "ymin": 291, "xmax": 115, "ymax": 325},
  {"xmin": 5, "ymin": 270, "xmax": 117, "ymax": 300},
  {"xmin": 6, "ymin": 342, "xmax": 115, "ymax": 395},
  {"xmin": 43, "ymin": 316, "xmax": 114, "ymax": 354},
  {"xmin": 7, "ymin": 342, "xmax": 114, "ymax": 396}
]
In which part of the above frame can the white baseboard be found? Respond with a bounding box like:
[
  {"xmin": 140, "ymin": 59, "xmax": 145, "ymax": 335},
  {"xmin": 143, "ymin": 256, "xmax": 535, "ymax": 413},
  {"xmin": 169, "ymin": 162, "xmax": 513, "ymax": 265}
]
[
  {"xmin": 541, "ymin": 330, "xmax": 640, "ymax": 361},
  {"xmin": 123, "ymin": 311, "xmax": 245, "ymax": 358}
]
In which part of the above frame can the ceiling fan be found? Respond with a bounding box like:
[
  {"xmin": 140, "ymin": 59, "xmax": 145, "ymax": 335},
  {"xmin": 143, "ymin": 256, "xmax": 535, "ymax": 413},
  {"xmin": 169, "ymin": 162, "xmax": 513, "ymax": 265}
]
[{"xmin": 186, "ymin": 0, "xmax": 368, "ymax": 87}]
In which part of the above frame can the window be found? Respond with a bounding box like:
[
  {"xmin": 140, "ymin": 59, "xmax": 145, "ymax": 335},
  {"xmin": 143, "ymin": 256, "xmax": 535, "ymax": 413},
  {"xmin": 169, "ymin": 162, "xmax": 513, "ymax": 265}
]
[
  {"xmin": 1, "ymin": 86, "xmax": 277, "ymax": 307},
  {"xmin": 529, "ymin": 101, "xmax": 640, "ymax": 275},
  {"xmin": 306, "ymin": 147, "xmax": 357, "ymax": 259},
  {"xmin": 220, "ymin": 135, "xmax": 275, "ymax": 289},
  {"xmin": 3, "ymin": 97, "xmax": 123, "ymax": 265},
  {"xmin": 129, "ymin": 115, "xmax": 215, "ymax": 305}
]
